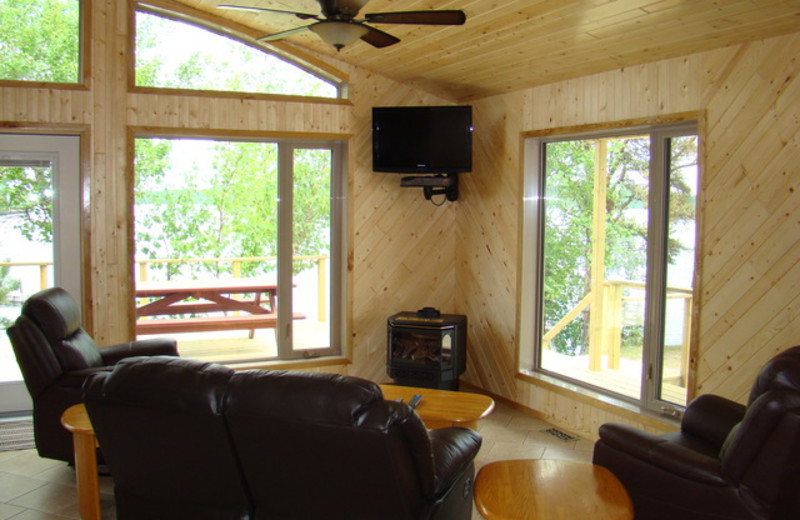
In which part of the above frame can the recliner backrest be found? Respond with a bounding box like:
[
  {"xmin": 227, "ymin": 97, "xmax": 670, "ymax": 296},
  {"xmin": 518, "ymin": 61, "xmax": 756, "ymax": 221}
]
[
  {"xmin": 720, "ymin": 388, "xmax": 800, "ymax": 518},
  {"xmin": 19, "ymin": 287, "xmax": 103, "ymax": 371},
  {"xmin": 83, "ymin": 356, "xmax": 253, "ymax": 520},
  {"xmin": 748, "ymin": 345, "xmax": 800, "ymax": 405},
  {"xmin": 7, "ymin": 315, "xmax": 65, "ymax": 398},
  {"xmin": 225, "ymin": 370, "xmax": 436, "ymax": 520}
]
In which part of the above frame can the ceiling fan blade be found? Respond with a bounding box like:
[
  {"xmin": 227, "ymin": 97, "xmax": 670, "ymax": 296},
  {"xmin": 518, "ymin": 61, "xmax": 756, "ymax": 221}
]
[
  {"xmin": 364, "ymin": 10, "xmax": 466, "ymax": 26},
  {"xmin": 217, "ymin": 4, "xmax": 320, "ymax": 21},
  {"xmin": 257, "ymin": 25, "xmax": 313, "ymax": 42},
  {"xmin": 359, "ymin": 25, "xmax": 401, "ymax": 48}
]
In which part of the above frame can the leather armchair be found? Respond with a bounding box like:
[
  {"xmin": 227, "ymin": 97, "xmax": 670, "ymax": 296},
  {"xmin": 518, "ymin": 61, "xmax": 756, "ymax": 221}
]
[
  {"xmin": 84, "ymin": 357, "xmax": 251, "ymax": 520},
  {"xmin": 83, "ymin": 356, "xmax": 482, "ymax": 520},
  {"xmin": 593, "ymin": 346, "xmax": 800, "ymax": 520},
  {"xmin": 6, "ymin": 287, "xmax": 178, "ymax": 463}
]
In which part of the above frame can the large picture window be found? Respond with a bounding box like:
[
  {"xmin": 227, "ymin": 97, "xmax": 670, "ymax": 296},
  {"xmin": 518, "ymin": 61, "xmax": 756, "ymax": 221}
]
[
  {"xmin": 521, "ymin": 122, "xmax": 699, "ymax": 414},
  {"xmin": 133, "ymin": 136, "xmax": 344, "ymax": 363}
]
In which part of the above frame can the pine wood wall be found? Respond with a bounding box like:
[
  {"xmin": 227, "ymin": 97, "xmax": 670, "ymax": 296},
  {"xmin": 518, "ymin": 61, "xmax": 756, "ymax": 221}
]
[
  {"xmin": 1, "ymin": 0, "xmax": 798, "ymax": 439},
  {"xmin": 458, "ymin": 33, "xmax": 800, "ymax": 437},
  {"xmin": 0, "ymin": 0, "xmax": 455, "ymax": 378}
]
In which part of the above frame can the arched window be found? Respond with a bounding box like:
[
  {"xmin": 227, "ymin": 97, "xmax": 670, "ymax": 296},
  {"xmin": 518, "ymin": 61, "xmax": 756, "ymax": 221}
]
[{"xmin": 135, "ymin": 9, "xmax": 341, "ymax": 98}]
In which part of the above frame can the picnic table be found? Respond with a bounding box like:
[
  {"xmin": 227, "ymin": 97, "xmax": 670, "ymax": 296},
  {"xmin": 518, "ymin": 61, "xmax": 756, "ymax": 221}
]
[{"xmin": 135, "ymin": 278, "xmax": 304, "ymax": 336}]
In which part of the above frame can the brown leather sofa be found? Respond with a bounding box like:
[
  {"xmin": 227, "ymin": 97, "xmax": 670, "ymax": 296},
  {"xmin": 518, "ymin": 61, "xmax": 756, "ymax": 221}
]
[
  {"xmin": 593, "ymin": 345, "xmax": 800, "ymax": 520},
  {"xmin": 6, "ymin": 287, "xmax": 178, "ymax": 463},
  {"xmin": 83, "ymin": 356, "xmax": 482, "ymax": 520}
]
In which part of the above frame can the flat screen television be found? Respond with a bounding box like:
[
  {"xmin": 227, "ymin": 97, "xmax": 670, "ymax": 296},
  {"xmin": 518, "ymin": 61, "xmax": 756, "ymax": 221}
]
[{"xmin": 372, "ymin": 105, "xmax": 473, "ymax": 174}]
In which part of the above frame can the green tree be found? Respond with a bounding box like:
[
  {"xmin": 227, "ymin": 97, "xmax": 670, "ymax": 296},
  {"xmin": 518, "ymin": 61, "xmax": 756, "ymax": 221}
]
[
  {"xmin": 0, "ymin": 0, "xmax": 80, "ymax": 82},
  {"xmin": 134, "ymin": 11, "xmax": 335, "ymax": 97},
  {"xmin": 542, "ymin": 136, "xmax": 697, "ymax": 355},
  {"xmin": 132, "ymin": 13, "xmax": 334, "ymax": 281},
  {"xmin": 134, "ymin": 139, "xmax": 332, "ymax": 280},
  {"xmin": 0, "ymin": 165, "xmax": 53, "ymax": 242}
]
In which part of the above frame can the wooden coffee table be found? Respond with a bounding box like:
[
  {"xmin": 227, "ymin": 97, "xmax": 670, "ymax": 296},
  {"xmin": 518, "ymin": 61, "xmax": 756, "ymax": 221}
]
[
  {"xmin": 379, "ymin": 384, "xmax": 494, "ymax": 429},
  {"xmin": 474, "ymin": 459, "xmax": 633, "ymax": 520}
]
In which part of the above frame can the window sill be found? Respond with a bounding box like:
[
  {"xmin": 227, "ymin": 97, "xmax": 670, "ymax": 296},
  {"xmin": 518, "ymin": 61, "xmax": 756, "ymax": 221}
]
[
  {"xmin": 516, "ymin": 369, "xmax": 680, "ymax": 431},
  {"xmin": 228, "ymin": 355, "xmax": 351, "ymax": 372}
]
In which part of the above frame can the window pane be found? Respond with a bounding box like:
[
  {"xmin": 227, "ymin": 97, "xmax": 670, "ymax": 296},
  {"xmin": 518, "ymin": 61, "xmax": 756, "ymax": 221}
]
[
  {"xmin": 540, "ymin": 136, "xmax": 651, "ymax": 400},
  {"xmin": 1, "ymin": 157, "xmax": 54, "ymax": 382},
  {"xmin": 292, "ymin": 148, "xmax": 332, "ymax": 352},
  {"xmin": 659, "ymin": 135, "xmax": 698, "ymax": 406},
  {"xmin": 135, "ymin": 11, "xmax": 338, "ymax": 98},
  {"xmin": 134, "ymin": 138, "xmax": 341, "ymax": 362},
  {"xmin": 1, "ymin": 134, "xmax": 82, "ymax": 410},
  {"xmin": 0, "ymin": 0, "xmax": 80, "ymax": 83},
  {"xmin": 134, "ymin": 138, "xmax": 281, "ymax": 363}
]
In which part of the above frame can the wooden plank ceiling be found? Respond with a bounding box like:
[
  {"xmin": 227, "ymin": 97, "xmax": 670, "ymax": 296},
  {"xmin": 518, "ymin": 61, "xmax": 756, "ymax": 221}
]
[{"xmin": 171, "ymin": 0, "xmax": 800, "ymax": 101}]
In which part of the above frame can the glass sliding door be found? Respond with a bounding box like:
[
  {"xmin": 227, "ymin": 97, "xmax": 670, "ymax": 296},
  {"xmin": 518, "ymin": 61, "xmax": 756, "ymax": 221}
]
[
  {"xmin": 650, "ymin": 131, "xmax": 700, "ymax": 409},
  {"xmin": 0, "ymin": 133, "xmax": 81, "ymax": 414},
  {"xmin": 529, "ymin": 122, "xmax": 698, "ymax": 414},
  {"xmin": 134, "ymin": 137, "xmax": 343, "ymax": 363},
  {"xmin": 280, "ymin": 146, "xmax": 342, "ymax": 359}
]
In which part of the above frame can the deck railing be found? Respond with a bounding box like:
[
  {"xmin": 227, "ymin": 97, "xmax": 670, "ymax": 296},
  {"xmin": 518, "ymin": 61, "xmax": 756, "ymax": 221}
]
[
  {"xmin": 135, "ymin": 256, "xmax": 328, "ymax": 321},
  {"xmin": 1, "ymin": 255, "xmax": 330, "ymax": 321},
  {"xmin": 542, "ymin": 279, "xmax": 692, "ymax": 383}
]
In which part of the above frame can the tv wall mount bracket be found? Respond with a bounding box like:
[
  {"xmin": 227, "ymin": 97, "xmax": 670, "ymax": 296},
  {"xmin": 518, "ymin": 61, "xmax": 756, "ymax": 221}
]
[{"xmin": 399, "ymin": 173, "xmax": 459, "ymax": 202}]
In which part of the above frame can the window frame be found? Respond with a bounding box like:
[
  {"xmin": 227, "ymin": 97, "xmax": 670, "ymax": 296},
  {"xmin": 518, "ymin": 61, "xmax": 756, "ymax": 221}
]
[
  {"xmin": 132, "ymin": 133, "xmax": 347, "ymax": 363},
  {"xmin": 519, "ymin": 120, "xmax": 699, "ymax": 416}
]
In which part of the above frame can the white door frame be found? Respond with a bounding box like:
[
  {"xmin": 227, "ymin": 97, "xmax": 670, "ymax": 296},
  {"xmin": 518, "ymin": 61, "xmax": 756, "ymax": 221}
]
[{"xmin": 0, "ymin": 133, "xmax": 82, "ymax": 414}]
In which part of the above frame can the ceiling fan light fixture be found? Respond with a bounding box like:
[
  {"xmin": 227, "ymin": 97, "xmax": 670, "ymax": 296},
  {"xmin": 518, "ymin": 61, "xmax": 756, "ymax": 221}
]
[{"xmin": 310, "ymin": 21, "xmax": 368, "ymax": 51}]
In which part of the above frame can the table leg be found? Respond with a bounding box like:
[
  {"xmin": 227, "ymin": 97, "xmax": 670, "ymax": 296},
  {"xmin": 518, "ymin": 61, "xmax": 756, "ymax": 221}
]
[{"xmin": 72, "ymin": 431, "xmax": 101, "ymax": 520}]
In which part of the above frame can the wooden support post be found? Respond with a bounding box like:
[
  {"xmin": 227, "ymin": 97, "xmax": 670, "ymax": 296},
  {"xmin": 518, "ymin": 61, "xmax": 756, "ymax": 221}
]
[{"xmin": 588, "ymin": 139, "xmax": 608, "ymax": 371}]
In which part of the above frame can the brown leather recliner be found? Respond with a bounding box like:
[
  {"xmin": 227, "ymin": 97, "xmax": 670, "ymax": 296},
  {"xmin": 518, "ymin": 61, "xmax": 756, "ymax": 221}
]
[
  {"xmin": 6, "ymin": 287, "xmax": 178, "ymax": 463},
  {"xmin": 84, "ymin": 357, "xmax": 251, "ymax": 520},
  {"xmin": 83, "ymin": 356, "xmax": 482, "ymax": 520},
  {"xmin": 593, "ymin": 345, "xmax": 800, "ymax": 520}
]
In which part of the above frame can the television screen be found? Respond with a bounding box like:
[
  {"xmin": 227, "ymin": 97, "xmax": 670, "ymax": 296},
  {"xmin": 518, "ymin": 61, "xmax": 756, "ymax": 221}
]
[{"xmin": 372, "ymin": 106, "xmax": 473, "ymax": 174}]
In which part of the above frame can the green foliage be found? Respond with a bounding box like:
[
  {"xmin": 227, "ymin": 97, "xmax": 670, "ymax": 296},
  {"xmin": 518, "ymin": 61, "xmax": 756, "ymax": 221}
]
[
  {"xmin": 134, "ymin": 11, "xmax": 336, "ymax": 97},
  {"xmin": 0, "ymin": 0, "xmax": 80, "ymax": 82},
  {"xmin": 134, "ymin": 139, "xmax": 331, "ymax": 280},
  {"xmin": 0, "ymin": 263, "xmax": 22, "ymax": 328},
  {"xmin": 0, "ymin": 165, "xmax": 53, "ymax": 242},
  {"xmin": 292, "ymin": 149, "xmax": 331, "ymax": 271},
  {"xmin": 542, "ymin": 135, "xmax": 697, "ymax": 356}
]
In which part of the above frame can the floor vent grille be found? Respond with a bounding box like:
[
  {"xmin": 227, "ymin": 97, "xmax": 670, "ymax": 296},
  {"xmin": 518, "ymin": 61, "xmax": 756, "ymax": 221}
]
[{"xmin": 542, "ymin": 428, "xmax": 578, "ymax": 441}]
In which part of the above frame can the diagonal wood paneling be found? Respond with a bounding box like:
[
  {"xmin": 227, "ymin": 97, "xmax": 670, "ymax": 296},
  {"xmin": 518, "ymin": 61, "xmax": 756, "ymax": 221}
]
[
  {"xmin": 3, "ymin": 0, "xmax": 798, "ymax": 441},
  {"xmin": 346, "ymin": 67, "xmax": 458, "ymax": 382},
  {"xmin": 457, "ymin": 32, "xmax": 800, "ymax": 438}
]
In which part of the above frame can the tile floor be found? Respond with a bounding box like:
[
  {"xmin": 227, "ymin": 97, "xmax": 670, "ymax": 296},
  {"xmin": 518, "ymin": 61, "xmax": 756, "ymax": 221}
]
[{"xmin": 0, "ymin": 402, "xmax": 595, "ymax": 519}]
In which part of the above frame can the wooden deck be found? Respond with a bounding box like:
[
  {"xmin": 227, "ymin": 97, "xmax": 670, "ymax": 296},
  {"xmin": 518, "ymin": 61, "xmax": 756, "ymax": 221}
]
[
  {"xmin": 542, "ymin": 350, "xmax": 687, "ymax": 406},
  {"xmin": 136, "ymin": 320, "xmax": 329, "ymax": 363},
  {"xmin": 152, "ymin": 330, "xmax": 278, "ymax": 362}
]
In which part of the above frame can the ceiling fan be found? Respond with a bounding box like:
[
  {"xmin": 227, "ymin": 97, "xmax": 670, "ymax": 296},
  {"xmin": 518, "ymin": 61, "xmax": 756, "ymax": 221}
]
[{"xmin": 217, "ymin": 0, "xmax": 466, "ymax": 51}]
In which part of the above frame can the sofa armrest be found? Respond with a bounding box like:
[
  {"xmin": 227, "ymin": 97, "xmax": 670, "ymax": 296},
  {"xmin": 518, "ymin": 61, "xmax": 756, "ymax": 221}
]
[
  {"xmin": 56, "ymin": 367, "xmax": 113, "ymax": 389},
  {"xmin": 681, "ymin": 394, "xmax": 746, "ymax": 449},
  {"xmin": 598, "ymin": 423, "xmax": 726, "ymax": 485},
  {"xmin": 99, "ymin": 338, "xmax": 179, "ymax": 365},
  {"xmin": 428, "ymin": 427, "xmax": 482, "ymax": 497}
]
